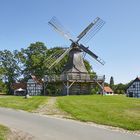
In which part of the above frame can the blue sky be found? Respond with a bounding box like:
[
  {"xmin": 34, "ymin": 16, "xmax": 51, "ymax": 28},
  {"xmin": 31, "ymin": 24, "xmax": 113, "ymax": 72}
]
[{"xmin": 0, "ymin": 0, "xmax": 140, "ymax": 84}]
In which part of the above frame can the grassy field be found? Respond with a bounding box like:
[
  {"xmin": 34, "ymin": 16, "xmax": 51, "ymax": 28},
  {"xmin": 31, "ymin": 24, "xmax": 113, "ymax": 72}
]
[
  {"xmin": 57, "ymin": 95, "xmax": 140, "ymax": 130},
  {"xmin": 0, "ymin": 125, "xmax": 10, "ymax": 140},
  {"xmin": 0, "ymin": 96, "xmax": 48, "ymax": 112}
]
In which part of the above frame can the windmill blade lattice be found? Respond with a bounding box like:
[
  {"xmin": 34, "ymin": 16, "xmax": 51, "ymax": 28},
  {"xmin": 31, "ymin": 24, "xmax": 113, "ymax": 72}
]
[
  {"xmin": 45, "ymin": 47, "xmax": 72, "ymax": 69},
  {"xmin": 77, "ymin": 17, "xmax": 105, "ymax": 44},
  {"xmin": 48, "ymin": 17, "xmax": 74, "ymax": 41}
]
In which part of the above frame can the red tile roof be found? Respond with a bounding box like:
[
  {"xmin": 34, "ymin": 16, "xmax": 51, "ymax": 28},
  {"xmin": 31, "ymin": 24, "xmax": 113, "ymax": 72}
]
[{"xmin": 104, "ymin": 86, "xmax": 113, "ymax": 93}]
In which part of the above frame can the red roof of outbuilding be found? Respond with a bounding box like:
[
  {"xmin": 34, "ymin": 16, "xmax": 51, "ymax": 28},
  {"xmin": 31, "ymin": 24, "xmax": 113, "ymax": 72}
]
[{"xmin": 104, "ymin": 86, "xmax": 113, "ymax": 93}]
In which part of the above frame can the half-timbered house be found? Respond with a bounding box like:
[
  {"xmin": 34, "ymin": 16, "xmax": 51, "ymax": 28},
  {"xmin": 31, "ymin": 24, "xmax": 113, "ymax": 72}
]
[
  {"xmin": 27, "ymin": 75, "xmax": 43, "ymax": 96},
  {"xmin": 126, "ymin": 77, "xmax": 140, "ymax": 98}
]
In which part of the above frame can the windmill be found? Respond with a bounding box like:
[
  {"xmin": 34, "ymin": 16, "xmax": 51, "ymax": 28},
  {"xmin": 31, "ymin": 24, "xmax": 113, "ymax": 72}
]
[{"xmin": 45, "ymin": 17, "xmax": 105, "ymax": 95}]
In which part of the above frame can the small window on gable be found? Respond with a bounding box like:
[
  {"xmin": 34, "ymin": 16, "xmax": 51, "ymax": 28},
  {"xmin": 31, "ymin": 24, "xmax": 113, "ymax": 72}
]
[{"xmin": 133, "ymin": 85, "xmax": 136, "ymax": 88}]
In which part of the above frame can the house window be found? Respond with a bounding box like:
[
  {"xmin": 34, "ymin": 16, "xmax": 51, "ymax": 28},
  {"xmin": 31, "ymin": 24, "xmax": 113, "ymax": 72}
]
[{"xmin": 133, "ymin": 85, "xmax": 136, "ymax": 88}]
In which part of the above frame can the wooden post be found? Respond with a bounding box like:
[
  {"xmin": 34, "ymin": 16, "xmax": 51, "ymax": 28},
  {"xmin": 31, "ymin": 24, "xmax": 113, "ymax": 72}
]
[
  {"xmin": 66, "ymin": 81, "xmax": 69, "ymax": 96},
  {"xmin": 102, "ymin": 82, "xmax": 104, "ymax": 96},
  {"xmin": 66, "ymin": 74, "xmax": 69, "ymax": 96},
  {"xmin": 102, "ymin": 75, "xmax": 105, "ymax": 96}
]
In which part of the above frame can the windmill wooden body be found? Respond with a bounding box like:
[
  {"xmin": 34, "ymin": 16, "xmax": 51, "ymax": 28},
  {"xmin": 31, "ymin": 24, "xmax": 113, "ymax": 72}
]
[{"xmin": 45, "ymin": 17, "xmax": 105, "ymax": 95}]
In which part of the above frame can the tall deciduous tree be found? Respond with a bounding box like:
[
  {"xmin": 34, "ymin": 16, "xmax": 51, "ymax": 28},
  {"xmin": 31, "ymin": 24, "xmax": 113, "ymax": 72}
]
[
  {"xmin": 19, "ymin": 42, "xmax": 48, "ymax": 78},
  {"xmin": 0, "ymin": 50, "xmax": 21, "ymax": 93}
]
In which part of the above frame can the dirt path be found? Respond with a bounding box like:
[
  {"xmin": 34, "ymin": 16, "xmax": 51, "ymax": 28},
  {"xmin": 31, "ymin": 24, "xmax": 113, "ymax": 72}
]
[{"xmin": 34, "ymin": 97, "xmax": 71, "ymax": 118}]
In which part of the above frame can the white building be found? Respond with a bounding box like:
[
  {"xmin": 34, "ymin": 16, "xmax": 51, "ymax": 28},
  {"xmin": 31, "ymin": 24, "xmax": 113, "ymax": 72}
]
[
  {"xmin": 103, "ymin": 86, "xmax": 114, "ymax": 95},
  {"xmin": 27, "ymin": 75, "xmax": 43, "ymax": 96},
  {"xmin": 126, "ymin": 77, "xmax": 140, "ymax": 98}
]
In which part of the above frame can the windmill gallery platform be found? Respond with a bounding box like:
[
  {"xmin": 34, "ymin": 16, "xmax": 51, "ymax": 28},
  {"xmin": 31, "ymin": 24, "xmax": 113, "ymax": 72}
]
[{"xmin": 44, "ymin": 73, "xmax": 105, "ymax": 95}]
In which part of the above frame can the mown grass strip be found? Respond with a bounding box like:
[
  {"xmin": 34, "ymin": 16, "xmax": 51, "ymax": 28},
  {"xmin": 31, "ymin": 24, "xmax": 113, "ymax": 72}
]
[
  {"xmin": 0, "ymin": 96, "xmax": 48, "ymax": 112},
  {"xmin": 57, "ymin": 95, "xmax": 140, "ymax": 130}
]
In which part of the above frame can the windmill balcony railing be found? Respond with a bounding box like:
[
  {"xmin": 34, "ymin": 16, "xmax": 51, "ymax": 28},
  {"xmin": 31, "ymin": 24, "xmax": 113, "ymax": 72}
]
[{"xmin": 44, "ymin": 73, "xmax": 105, "ymax": 83}]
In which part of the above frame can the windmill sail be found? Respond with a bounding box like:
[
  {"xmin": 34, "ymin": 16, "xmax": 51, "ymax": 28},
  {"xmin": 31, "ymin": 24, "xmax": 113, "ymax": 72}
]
[
  {"xmin": 48, "ymin": 17, "xmax": 74, "ymax": 41},
  {"xmin": 48, "ymin": 16, "xmax": 105, "ymax": 68},
  {"xmin": 48, "ymin": 47, "xmax": 72, "ymax": 69},
  {"xmin": 45, "ymin": 48, "xmax": 64, "ymax": 66},
  {"xmin": 77, "ymin": 17, "xmax": 105, "ymax": 43},
  {"xmin": 79, "ymin": 44, "xmax": 105, "ymax": 65}
]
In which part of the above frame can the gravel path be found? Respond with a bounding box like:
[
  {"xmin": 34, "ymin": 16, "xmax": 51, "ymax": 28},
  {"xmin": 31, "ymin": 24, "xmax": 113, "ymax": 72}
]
[{"xmin": 34, "ymin": 97, "xmax": 71, "ymax": 118}]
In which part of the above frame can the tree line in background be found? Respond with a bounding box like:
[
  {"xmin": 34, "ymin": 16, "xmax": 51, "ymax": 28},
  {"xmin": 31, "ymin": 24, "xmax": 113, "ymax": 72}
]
[
  {"xmin": 108, "ymin": 76, "xmax": 130, "ymax": 94},
  {"xmin": 0, "ymin": 42, "xmax": 93, "ymax": 94},
  {"xmin": 91, "ymin": 76, "xmax": 130, "ymax": 95}
]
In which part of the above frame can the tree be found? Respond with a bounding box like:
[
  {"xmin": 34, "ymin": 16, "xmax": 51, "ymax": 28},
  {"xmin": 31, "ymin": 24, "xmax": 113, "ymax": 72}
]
[
  {"xmin": 114, "ymin": 83, "xmax": 126, "ymax": 94},
  {"xmin": 0, "ymin": 50, "xmax": 21, "ymax": 94},
  {"xmin": 19, "ymin": 42, "xmax": 48, "ymax": 79},
  {"xmin": 110, "ymin": 76, "xmax": 114, "ymax": 90},
  {"xmin": 84, "ymin": 59, "xmax": 92, "ymax": 73}
]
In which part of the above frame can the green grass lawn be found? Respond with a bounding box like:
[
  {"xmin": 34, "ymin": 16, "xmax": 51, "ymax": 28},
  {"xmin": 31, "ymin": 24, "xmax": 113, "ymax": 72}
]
[
  {"xmin": 57, "ymin": 95, "xmax": 140, "ymax": 130},
  {"xmin": 0, "ymin": 96, "xmax": 48, "ymax": 112},
  {"xmin": 0, "ymin": 125, "xmax": 10, "ymax": 140}
]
